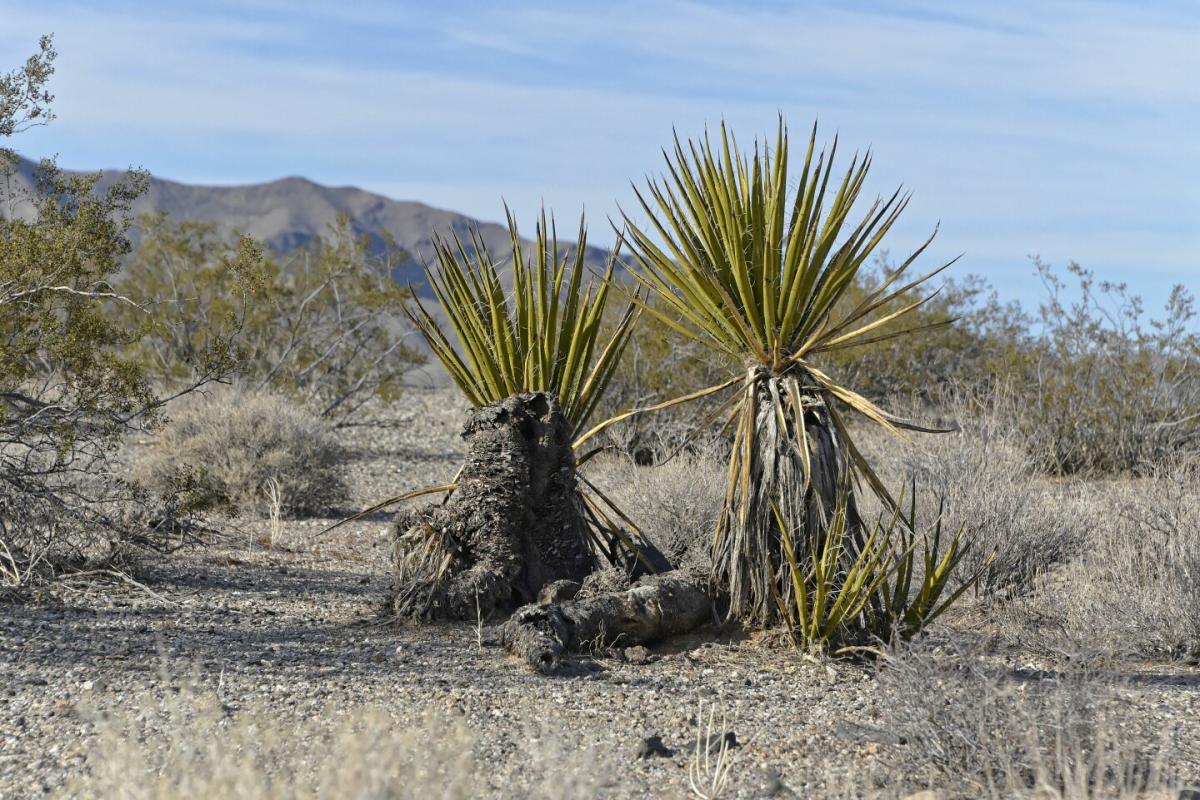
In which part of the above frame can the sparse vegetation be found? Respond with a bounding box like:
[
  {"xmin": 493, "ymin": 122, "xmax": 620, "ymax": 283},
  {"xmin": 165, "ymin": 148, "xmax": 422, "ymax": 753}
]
[
  {"xmin": 4, "ymin": 33, "xmax": 1200, "ymax": 800},
  {"xmin": 870, "ymin": 634, "xmax": 1188, "ymax": 798},
  {"xmin": 388, "ymin": 207, "xmax": 651, "ymax": 588},
  {"xmin": 0, "ymin": 38, "xmax": 246, "ymax": 589},
  {"xmin": 118, "ymin": 213, "xmax": 423, "ymax": 421},
  {"xmin": 132, "ymin": 388, "xmax": 348, "ymax": 518}
]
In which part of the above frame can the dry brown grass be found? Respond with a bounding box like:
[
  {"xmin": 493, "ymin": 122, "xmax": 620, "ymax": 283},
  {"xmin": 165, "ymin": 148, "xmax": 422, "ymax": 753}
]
[
  {"xmin": 69, "ymin": 686, "xmax": 611, "ymax": 800},
  {"xmin": 857, "ymin": 393, "xmax": 1087, "ymax": 599},
  {"xmin": 583, "ymin": 449, "xmax": 727, "ymax": 570},
  {"xmin": 65, "ymin": 390, "xmax": 1200, "ymax": 799},
  {"xmin": 863, "ymin": 633, "xmax": 1192, "ymax": 799},
  {"xmin": 1022, "ymin": 456, "xmax": 1200, "ymax": 662}
]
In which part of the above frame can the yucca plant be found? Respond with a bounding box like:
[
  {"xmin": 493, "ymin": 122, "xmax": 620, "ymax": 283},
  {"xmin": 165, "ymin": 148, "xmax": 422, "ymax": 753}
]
[
  {"xmin": 395, "ymin": 207, "xmax": 653, "ymax": 568},
  {"xmin": 880, "ymin": 489, "xmax": 992, "ymax": 641},
  {"xmin": 603, "ymin": 118, "xmax": 958, "ymax": 628}
]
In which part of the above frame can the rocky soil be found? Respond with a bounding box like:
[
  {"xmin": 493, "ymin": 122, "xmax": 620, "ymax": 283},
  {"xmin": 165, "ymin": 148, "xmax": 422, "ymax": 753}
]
[{"xmin": 2, "ymin": 389, "xmax": 1199, "ymax": 799}]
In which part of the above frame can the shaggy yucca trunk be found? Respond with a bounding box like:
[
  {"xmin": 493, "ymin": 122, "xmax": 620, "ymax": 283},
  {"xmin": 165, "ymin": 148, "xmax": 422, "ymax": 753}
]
[
  {"xmin": 391, "ymin": 393, "xmax": 596, "ymax": 620},
  {"xmin": 715, "ymin": 369, "xmax": 862, "ymax": 627}
]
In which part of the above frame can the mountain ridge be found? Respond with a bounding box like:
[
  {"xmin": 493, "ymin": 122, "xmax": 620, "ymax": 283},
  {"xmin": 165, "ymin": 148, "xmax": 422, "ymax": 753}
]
[{"xmin": 4, "ymin": 155, "xmax": 614, "ymax": 291}]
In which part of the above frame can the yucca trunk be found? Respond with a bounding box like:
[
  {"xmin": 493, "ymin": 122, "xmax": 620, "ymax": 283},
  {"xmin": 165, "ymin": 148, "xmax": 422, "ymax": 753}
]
[
  {"xmin": 392, "ymin": 392, "xmax": 597, "ymax": 620},
  {"xmin": 714, "ymin": 368, "xmax": 863, "ymax": 627}
]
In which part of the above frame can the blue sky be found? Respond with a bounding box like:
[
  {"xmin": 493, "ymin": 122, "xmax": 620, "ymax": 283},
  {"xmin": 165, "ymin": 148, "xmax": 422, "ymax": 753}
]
[{"xmin": 3, "ymin": 0, "xmax": 1198, "ymax": 314}]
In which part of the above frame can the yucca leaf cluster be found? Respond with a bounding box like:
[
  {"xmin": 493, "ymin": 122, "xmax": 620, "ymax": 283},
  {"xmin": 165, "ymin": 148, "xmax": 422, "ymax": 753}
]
[
  {"xmin": 402, "ymin": 207, "xmax": 650, "ymax": 569},
  {"xmin": 407, "ymin": 208, "xmax": 635, "ymax": 438},
  {"xmin": 776, "ymin": 491, "xmax": 990, "ymax": 649}
]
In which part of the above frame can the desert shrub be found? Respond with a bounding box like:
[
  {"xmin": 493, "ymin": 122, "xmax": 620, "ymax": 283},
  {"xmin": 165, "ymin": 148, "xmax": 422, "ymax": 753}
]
[
  {"xmin": 830, "ymin": 257, "xmax": 1200, "ymax": 476},
  {"xmin": 0, "ymin": 38, "xmax": 239, "ymax": 589},
  {"xmin": 869, "ymin": 634, "xmax": 1188, "ymax": 798},
  {"xmin": 1013, "ymin": 260, "xmax": 1200, "ymax": 475},
  {"xmin": 117, "ymin": 213, "xmax": 423, "ymax": 421},
  {"xmin": 821, "ymin": 256, "xmax": 1029, "ymax": 403},
  {"xmin": 1039, "ymin": 456, "xmax": 1200, "ymax": 661},
  {"xmin": 866, "ymin": 392, "xmax": 1086, "ymax": 597},
  {"xmin": 133, "ymin": 389, "xmax": 348, "ymax": 518}
]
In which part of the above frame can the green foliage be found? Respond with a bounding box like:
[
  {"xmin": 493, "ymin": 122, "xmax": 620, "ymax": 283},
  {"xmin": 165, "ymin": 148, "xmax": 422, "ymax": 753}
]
[
  {"xmin": 0, "ymin": 37, "xmax": 214, "ymax": 582},
  {"xmin": 0, "ymin": 161, "xmax": 152, "ymax": 418},
  {"xmin": 619, "ymin": 118, "xmax": 947, "ymax": 626},
  {"xmin": 377, "ymin": 208, "xmax": 652, "ymax": 571},
  {"xmin": 408, "ymin": 208, "xmax": 635, "ymax": 436},
  {"xmin": 0, "ymin": 34, "xmax": 55, "ymax": 138},
  {"xmin": 823, "ymin": 256, "xmax": 1200, "ymax": 474},
  {"xmin": 776, "ymin": 492, "xmax": 987, "ymax": 650},
  {"xmin": 820, "ymin": 256, "xmax": 1027, "ymax": 402},
  {"xmin": 117, "ymin": 213, "xmax": 422, "ymax": 419}
]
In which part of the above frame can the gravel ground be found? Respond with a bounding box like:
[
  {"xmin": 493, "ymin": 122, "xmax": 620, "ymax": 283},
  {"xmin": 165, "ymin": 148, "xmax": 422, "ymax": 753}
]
[{"xmin": 2, "ymin": 389, "xmax": 1199, "ymax": 799}]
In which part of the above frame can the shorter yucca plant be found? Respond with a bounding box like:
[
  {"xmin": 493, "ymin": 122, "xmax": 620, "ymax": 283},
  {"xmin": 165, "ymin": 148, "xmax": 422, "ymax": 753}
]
[
  {"xmin": 408, "ymin": 207, "xmax": 635, "ymax": 437},
  {"xmin": 341, "ymin": 207, "xmax": 654, "ymax": 569},
  {"xmin": 774, "ymin": 486, "xmax": 992, "ymax": 650}
]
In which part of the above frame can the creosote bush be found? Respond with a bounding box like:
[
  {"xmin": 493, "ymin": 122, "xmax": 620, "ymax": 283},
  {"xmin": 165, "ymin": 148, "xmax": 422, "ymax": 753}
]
[
  {"xmin": 116, "ymin": 213, "xmax": 422, "ymax": 421},
  {"xmin": 1, "ymin": 37, "xmax": 244, "ymax": 587},
  {"xmin": 133, "ymin": 388, "xmax": 348, "ymax": 518}
]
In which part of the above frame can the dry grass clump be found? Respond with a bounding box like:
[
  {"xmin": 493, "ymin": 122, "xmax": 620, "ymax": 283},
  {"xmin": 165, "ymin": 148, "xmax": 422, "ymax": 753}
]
[
  {"xmin": 582, "ymin": 448, "xmax": 727, "ymax": 569},
  {"xmin": 867, "ymin": 634, "xmax": 1191, "ymax": 799},
  {"xmin": 852, "ymin": 391, "xmax": 1085, "ymax": 600},
  {"xmin": 74, "ymin": 694, "xmax": 478, "ymax": 799},
  {"xmin": 133, "ymin": 388, "xmax": 348, "ymax": 518},
  {"xmin": 896, "ymin": 394, "xmax": 1086, "ymax": 597},
  {"xmin": 70, "ymin": 687, "xmax": 611, "ymax": 800}
]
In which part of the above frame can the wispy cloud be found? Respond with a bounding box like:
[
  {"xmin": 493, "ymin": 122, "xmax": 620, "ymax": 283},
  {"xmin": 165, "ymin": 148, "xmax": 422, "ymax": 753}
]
[{"xmin": 2, "ymin": 0, "xmax": 1197, "ymax": 309}]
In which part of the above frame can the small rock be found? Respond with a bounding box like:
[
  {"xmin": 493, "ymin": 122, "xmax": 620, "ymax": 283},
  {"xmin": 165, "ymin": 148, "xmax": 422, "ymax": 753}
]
[
  {"xmin": 901, "ymin": 792, "xmax": 944, "ymax": 800},
  {"xmin": 762, "ymin": 766, "xmax": 791, "ymax": 797},
  {"xmin": 538, "ymin": 580, "xmax": 581, "ymax": 605},
  {"xmin": 623, "ymin": 646, "xmax": 652, "ymax": 665},
  {"xmin": 703, "ymin": 731, "xmax": 740, "ymax": 755},
  {"xmin": 635, "ymin": 735, "xmax": 675, "ymax": 759}
]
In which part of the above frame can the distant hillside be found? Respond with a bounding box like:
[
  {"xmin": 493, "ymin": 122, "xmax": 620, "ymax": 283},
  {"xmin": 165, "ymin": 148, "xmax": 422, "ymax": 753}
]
[{"xmin": 4, "ymin": 156, "xmax": 613, "ymax": 293}]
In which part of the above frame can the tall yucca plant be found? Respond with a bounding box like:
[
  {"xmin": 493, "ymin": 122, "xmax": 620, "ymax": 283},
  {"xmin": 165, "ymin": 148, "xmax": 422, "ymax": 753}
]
[{"xmin": 614, "ymin": 118, "xmax": 954, "ymax": 627}]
